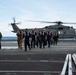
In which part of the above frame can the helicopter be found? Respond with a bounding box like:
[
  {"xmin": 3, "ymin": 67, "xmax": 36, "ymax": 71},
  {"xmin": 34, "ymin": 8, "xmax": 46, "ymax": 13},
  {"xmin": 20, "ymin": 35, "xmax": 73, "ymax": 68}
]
[
  {"xmin": 10, "ymin": 18, "xmax": 76, "ymax": 38},
  {"xmin": 25, "ymin": 20, "xmax": 76, "ymax": 38}
]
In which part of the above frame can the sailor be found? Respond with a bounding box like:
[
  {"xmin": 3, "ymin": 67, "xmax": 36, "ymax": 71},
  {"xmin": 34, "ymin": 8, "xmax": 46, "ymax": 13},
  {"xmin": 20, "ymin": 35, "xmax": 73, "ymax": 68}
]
[
  {"xmin": 16, "ymin": 29, "xmax": 23, "ymax": 49},
  {"xmin": 23, "ymin": 30, "xmax": 31, "ymax": 51},
  {"xmin": 31, "ymin": 29, "xmax": 35, "ymax": 48},
  {"xmin": 53, "ymin": 32, "xmax": 59, "ymax": 45},
  {"xmin": 0, "ymin": 32, "xmax": 2, "ymax": 49},
  {"xmin": 47, "ymin": 31, "xmax": 51, "ymax": 47},
  {"xmin": 39, "ymin": 30, "xmax": 45, "ymax": 48}
]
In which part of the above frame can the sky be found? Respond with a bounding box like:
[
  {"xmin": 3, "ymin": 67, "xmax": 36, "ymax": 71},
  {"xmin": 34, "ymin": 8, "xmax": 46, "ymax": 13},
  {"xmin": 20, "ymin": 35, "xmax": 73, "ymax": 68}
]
[{"xmin": 0, "ymin": 0, "xmax": 76, "ymax": 36}]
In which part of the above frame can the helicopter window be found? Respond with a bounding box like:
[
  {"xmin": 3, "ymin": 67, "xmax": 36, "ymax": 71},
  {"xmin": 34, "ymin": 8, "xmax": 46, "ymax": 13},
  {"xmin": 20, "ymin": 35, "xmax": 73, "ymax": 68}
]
[
  {"xmin": 58, "ymin": 31, "xmax": 60, "ymax": 34},
  {"xmin": 58, "ymin": 31, "xmax": 63, "ymax": 34},
  {"xmin": 75, "ymin": 30, "xmax": 76, "ymax": 34},
  {"xmin": 58, "ymin": 27, "xmax": 63, "ymax": 30}
]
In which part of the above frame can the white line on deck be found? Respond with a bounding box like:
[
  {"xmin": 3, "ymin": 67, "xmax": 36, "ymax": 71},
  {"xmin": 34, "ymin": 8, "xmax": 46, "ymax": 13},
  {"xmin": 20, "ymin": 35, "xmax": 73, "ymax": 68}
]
[
  {"xmin": 0, "ymin": 60, "xmax": 64, "ymax": 63},
  {"xmin": 0, "ymin": 70, "xmax": 61, "ymax": 73}
]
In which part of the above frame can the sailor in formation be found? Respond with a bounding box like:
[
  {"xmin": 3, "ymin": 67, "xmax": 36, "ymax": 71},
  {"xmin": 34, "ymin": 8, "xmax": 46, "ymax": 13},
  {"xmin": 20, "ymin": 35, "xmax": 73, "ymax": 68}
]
[{"xmin": 16, "ymin": 29, "xmax": 59, "ymax": 51}]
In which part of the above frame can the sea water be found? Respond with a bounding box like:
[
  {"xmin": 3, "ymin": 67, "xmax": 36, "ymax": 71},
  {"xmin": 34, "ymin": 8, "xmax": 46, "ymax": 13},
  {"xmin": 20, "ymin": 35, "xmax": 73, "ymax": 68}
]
[{"xmin": 2, "ymin": 36, "xmax": 17, "ymax": 40}]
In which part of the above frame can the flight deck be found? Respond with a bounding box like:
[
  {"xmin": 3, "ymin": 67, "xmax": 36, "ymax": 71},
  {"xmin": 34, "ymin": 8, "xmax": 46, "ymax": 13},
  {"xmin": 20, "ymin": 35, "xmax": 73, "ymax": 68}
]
[{"xmin": 0, "ymin": 40, "xmax": 76, "ymax": 75}]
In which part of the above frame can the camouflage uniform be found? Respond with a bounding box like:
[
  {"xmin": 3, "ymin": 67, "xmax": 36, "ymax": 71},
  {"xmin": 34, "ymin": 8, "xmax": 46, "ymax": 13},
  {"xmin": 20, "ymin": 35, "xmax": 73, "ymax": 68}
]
[{"xmin": 16, "ymin": 30, "xmax": 23, "ymax": 49}]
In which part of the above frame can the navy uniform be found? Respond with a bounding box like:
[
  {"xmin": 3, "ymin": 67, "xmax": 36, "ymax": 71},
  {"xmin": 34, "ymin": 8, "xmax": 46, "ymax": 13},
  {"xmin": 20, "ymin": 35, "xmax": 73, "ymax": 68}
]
[
  {"xmin": 53, "ymin": 32, "xmax": 58, "ymax": 45},
  {"xmin": 47, "ymin": 32, "xmax": 51, "ymax": 47},
  {"xmin": 31, "ymin": 31, "xmax": 35, "ymax": 48},
  {"xmin": 0, "ymin": 32, "xmax": 2, "ymax": 49},
  {"xmin": 24, "ymin": 31, "xmax": 31, "ymax": 51},
  {"xmin": 39, "ymin": 31, "xmax": 45, "ymax": 48}
]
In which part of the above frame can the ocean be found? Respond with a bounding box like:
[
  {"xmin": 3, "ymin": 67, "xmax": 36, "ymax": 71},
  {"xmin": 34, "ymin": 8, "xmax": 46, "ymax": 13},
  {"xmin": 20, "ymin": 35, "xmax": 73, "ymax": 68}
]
[{"xmin": 2, "ymin": 36, "xmax": 17, "ymax": 40}]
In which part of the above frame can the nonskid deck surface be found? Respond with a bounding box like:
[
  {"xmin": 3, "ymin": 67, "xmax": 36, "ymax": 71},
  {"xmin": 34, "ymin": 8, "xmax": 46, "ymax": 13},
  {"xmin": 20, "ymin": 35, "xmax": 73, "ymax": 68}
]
[{"xmin": 0, "ymin": 40, "xmax": 76, "ymax": 75}]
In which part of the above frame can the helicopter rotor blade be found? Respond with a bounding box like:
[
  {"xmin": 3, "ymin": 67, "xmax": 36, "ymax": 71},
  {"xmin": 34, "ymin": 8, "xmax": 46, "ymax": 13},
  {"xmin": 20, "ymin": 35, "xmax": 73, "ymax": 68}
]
[
  {"xmin": 15, "ymin": 22, "xmax": 21, "ymax": 25},
  {"xmin": 13, "ymin": 17, "xmax": 16, "ymax": 23},
  {"xmin": 63, "ymin": 22, "xmax": 76, "ymax": 24},
  {"xmin": 26, "ymin": 20, "xmax": 76, "ymax": 25},
  {"xmin": 25, "ymin": 20, "xmax": 55, "ymax": 23}
]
